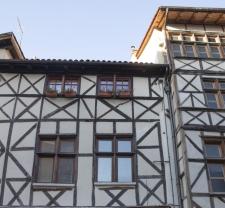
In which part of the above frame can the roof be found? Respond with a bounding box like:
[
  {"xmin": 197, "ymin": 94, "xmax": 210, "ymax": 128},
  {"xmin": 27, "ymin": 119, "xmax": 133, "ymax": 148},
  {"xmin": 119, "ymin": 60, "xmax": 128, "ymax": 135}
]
[
  {"xmin": 0, "ymin": 59, "xmax": 169, "ymax": 77},
  {"xmin": 0, "ymin": 32, "xmax": 25, "ymax": 59},
  {"xmin": 136, "ymin": 6, "xmax": 225, "ymax": 58}
]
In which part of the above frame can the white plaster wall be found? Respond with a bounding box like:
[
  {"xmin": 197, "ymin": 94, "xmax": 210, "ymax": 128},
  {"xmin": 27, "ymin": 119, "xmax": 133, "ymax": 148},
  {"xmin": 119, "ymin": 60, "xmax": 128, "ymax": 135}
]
[
  {"xmin": 0, "ymin": 49, "xmax": 12, "ymax": 59},
  {"xmin": 79, "ymin": 122, "xmax": 93, "ymax": 154},
  {"xmin": 133, "ymin": 77, "xmax": 149, "ymax": 97},
  {"xmin": 0, "ymin": 73, "xmax": 20, "ymax": 94},
  {"xmin": 80, "ymin": 76, "xmax": 96, "ymax": 95},
  {"xmin": 76, "ymin": 157, "xmax": 92, "ymax": 206},
  {"xmin": 166, "ymin": 24, "xmax": 186, "ymax": 31},
  {"xmin": 136, "ymin": 29, "xmax": 166, "ymax": 64}
]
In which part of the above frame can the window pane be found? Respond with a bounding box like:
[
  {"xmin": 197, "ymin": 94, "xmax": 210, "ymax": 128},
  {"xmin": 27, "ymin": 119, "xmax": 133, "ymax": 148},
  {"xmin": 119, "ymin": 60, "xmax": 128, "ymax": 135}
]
[
  {"xmin": 98, "ymin": 158, "xmax": 112, "ymax": 182},
  {"xmin": 172, "ymin": 44, "xmax": 182, "ymax": 56},
  {"xmin": 98, "ymin": 140, "xmax": 112, "ymax": 152},
  {"xmin": 208, "ymin": 37, "xmax": 216, "ymax": 43},
  {"xmin": 184, "ymin": 45, "xmax": 195, "ymax": 57},
  {"xmin": 211, "ymin": 179, "xmax": 225, "ymax": 192},
  {"xmin": 205, "ymin": 144, "xmax": 221, "ymax": 158},
  {"xmin": 210, "ymin": 46, "xmax": 221, "ymax": 58},
  {"xmin": 197, "ymin": 45, "xmax": 208, "ymax": 58},
  {"xmin": 57, "ymin": 158, "xmax": 74, "ymax": 183},
  {"xmin": 196, "ymin": 36, "xmax": 204, "ymax": 42},
  {"xmin": 203, "ymin": 81, "xmax": 214, "ymax": 89},
  {"xmin": 118, "ymin": 158, "xmax": 132, "ymax": 182},
  {"xmin": 206, "ymin": 93, "xmax": 217, "ymax": 108},
  {"xmin": 60, "ymin": 139, "xmax": 75, "ymax": 153},
  {"xmin": 171, "ymin": 35, "xmax": 179, "ymax": 40},
  {"xmin": 220, "ymin": 82, "xmax": 225, "ymax": 90},
  {"xmin": 208, "ymin": 164, "xmax": 224, "ymax": 177},
  {"xmin": 40, "ymin": 140, "xmax": 55, "ymax": 153},
  {"xmin": 37, "ymin": 157, "xmax": 54, "ymax": 182},
  {"xmin": 118, "ymin": 140, "xmax": 132, "ymax": 152}
]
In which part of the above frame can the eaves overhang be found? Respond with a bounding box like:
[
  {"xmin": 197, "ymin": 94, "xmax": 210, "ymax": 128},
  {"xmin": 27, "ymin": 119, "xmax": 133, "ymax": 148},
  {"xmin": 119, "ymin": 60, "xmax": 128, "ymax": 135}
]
[{"xmin": 0, "ymin": 59, "xmax": 169, "ymax": 77}]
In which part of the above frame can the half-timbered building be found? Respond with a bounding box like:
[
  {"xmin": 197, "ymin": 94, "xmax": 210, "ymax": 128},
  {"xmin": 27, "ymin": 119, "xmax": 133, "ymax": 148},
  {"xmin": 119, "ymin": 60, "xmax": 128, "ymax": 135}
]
[
  {"xmin": 0, "ymin": 53, "xmax": 177, "ymax": 207},
  {"xmin": 133, "ymin": 6, "xmax": 225, "ymax": 208}
]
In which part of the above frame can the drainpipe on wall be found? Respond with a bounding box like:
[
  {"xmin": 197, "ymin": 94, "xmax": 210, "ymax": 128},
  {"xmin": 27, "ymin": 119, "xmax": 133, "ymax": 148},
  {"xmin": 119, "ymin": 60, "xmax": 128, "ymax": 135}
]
[{"xmin": 163, "ymin": 7, "xmax": 183, "ymax": 208}]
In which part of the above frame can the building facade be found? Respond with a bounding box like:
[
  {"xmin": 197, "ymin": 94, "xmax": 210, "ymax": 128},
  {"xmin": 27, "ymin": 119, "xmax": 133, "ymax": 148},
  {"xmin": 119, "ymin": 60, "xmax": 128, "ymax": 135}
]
[
  {"xmin": 0, "ymin": 56, "xmax": 178, "ymax": 207},
  {"xmin": 133, "ymin": 6, "xmax": 225, "ymax": 208}
]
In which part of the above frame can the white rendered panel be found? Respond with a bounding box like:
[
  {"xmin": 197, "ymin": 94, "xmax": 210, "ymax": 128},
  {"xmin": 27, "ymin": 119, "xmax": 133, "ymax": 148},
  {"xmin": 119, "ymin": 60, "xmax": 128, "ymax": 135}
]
[
  {"xmin": 79, "ymin": 122, "xmax": 93, "ymax": 153},
  {"xmin": 39, "ymin": 122, "xmax": 56, "ymax": 134},
  {"xmin": 59, "ymin": 121, "xmax": 76, "ymax": 134},
  {"xmin": 96, "ymin": 122, "xmax": 113, "ymax": 134},
  {"xmin": 116, "ymin": 122, "xmax": 132, "ymax": 134},
  {"xmin": 80, "ymin": 76, "xmax": 96, "ymax": 95},
  {"xmin": 133, "ymin": 77, "xmax": 149, "ymax": 97},
  {"xmin": 76, "ymin": 157, "xmax": 93, "ymax": 206}
]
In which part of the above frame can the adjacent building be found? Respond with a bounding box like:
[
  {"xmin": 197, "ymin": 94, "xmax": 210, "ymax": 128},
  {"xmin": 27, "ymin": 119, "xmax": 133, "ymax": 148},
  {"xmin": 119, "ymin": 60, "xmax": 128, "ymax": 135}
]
[{"xmin": 133, "ymin": 6, "xmax": 225, "ymax": 208}]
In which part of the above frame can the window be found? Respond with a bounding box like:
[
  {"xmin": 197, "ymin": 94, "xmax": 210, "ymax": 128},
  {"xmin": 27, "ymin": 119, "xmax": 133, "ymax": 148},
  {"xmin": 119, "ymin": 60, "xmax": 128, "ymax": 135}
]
[
  {"xmin": 210, "ymin": 46, "xmax": 221, "ymax": 58},
  {"xmin": 46, "ymin": 75, "xmax": 79, "ymax": 97},
  {"xmin": 171, "ymin": 43, "xmax": 182, "ymax": 57},
  {"xmin": 95, "ymin": 135, "xmax": 134, "ymax": 182},
  {"xmin": 36, "ymin": 136, "xmax": 77, "ymax": 183},
  {"xmin": 98, "ymin": 76, "xmax": 131, "ymax": 97},
  {"xmin": 203, "ymin": 79, "xmax": 225, "ymax": 109},
  {"xmin": 197, "ymin": 45, "xmax": 208, "ymax": 58},
  {"xmin": 171, "ymin": 35, "xmax": 180, "ymax": 41},
  {"xmin": 205, "ymin": 140, "xmax": 225, "ymax": 192},
  {"xmin": 184, "ymin": 45, "xmax": 195, "ymax": 57}
]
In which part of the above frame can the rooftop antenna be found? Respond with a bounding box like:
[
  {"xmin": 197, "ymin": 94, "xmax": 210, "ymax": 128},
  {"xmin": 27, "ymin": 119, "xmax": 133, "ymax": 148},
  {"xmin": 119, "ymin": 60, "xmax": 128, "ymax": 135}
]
[{"xmin": 17, "ymin": 16, "xmax": 24, "ymax": 47}]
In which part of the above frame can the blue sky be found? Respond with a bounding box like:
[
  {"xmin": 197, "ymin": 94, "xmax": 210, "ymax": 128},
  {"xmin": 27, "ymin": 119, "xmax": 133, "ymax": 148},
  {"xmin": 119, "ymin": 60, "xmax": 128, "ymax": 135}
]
[{"xmin": 1, "ymin": 0, "xmax": 225, "ymax": 61}]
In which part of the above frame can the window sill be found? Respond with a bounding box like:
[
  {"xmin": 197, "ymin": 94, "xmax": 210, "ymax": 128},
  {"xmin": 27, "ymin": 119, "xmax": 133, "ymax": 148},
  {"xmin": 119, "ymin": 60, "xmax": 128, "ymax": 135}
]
[
  {"xmin": 32, "ymin": 183, "xmax": 75, "ymax": 190},
  {"xmin": 94, "ymin": 182, "xmax": 136, "ymax": 189}
]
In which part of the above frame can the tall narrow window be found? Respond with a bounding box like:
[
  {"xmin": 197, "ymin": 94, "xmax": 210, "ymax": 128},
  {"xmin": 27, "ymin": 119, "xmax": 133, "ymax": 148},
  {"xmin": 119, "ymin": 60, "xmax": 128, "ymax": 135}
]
[
  {"xmin": 36, "ymin": 136, "xmax": 77, "ymax": 183},
  {"xmin": 96, "ymin": 135, "xmax": 134, "ymax": 182},
  {"xmin": 197, "ymin": 45, "xmax": 208, "ymax": 58},
  {"xmin": 184, "ymin": 45, "xmax": 195, "ymax": 57},
  {"xmin": 210, "ymin": 46, "xmax": 221, "ymax": 58},
  {"xmin": 171, "ymin": 44, "xmax": 182, "ymax": 57},
  {"xmin": 205, "ymin": 140, "xmax": 225, "ymax": 192}
]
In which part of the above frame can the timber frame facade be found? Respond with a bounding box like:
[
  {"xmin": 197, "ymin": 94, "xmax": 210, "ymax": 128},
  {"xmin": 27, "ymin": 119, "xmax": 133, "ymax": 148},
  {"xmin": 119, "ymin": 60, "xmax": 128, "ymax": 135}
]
[
  {"xmin": 0, "ymin": 59, "xmax": 176, "ymax": 207},
  {"xmin": 134, "ymin": 5, "xmax": 225, "ymax": 208}
]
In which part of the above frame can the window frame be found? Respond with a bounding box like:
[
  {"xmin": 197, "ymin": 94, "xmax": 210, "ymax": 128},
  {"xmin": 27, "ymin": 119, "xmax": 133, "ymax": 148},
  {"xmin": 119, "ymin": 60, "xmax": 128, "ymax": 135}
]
[
  {"xmin": 202, "ymin": 79, "xmax": 225, "ymax": 109},
  {"xmin": 204, "ymin": 138, "xmax": 225, "ymax": 193},
  {"xmin": 34, "ymin": 135, "xmax": 77, "ymax": 184},
  {"xmin": 46, "ymin": 75, "xmax": 80, "ymax": 97},
  {"xmin": 95, "ymin": 134, "xmax": 135, "ymax": 183},
  {"xmin": 97, "ymin": 75, "xmax": 132, "ymax": 98}
]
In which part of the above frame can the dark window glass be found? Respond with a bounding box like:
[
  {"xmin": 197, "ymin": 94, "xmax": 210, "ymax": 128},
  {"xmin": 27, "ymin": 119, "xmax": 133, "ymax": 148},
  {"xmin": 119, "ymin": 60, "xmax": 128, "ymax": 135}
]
[
  {"xmin": 37, "ymin": 157, "xmax": 54, "ymax": 182},
  {"xmin": 211, "ymin": 179, "xmax": 225, "ymax": 192},
  {"xmin": 172, "ymin": 44, "xmax": 182, "ymax": 56},
  {"xmin": 97, "ymin": 157, "xmax": 112, "ymax": 182},
  {"xmin": 203, "ymin": 81, "xmax": 214, "ymax": 89},
  {"xmin": 209, "ymin": 164, "xmax": 224, "ymax": 177},
  {"xmin": 220, "ymin": 82, "xmax": 225, "ymax": 90},
  {"xmin": 205, "ymin": 144, "xmax": 221, "ymax": 158},
  {"xmin": 206, "ymin": 93, "xmax": 218, "ymax": 108},
  {"xmin": 197, "ymin": 45, "xmax": 208, "ymax": 58},
  {"xmin": 36, "ymin": 136, "xmax": 76, "ymax": 183},
  {"xmin": 210, "ymin": 46, "xmax": 221, "ymax": 58},
  {"xmin": 98, "ymin": 140, "xmax": 112, "ymax": 152},
  {"xmin": 184, "ymin": 45, "xmax": 195, "ymax": 57},
  {"xmin": 57, "ymin": 158, "xmax": 74, "ymax": 183},
  {"xmin": 118, "ymin": 157, "xmax": 132, "ymax": 182}
]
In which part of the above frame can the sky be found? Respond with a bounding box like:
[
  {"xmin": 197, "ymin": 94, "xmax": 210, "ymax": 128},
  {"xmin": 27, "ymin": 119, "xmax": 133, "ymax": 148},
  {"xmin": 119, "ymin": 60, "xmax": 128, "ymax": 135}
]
[{"xmin": 1, "ymin": 0, "xmax": 225, "ymax": 61}]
